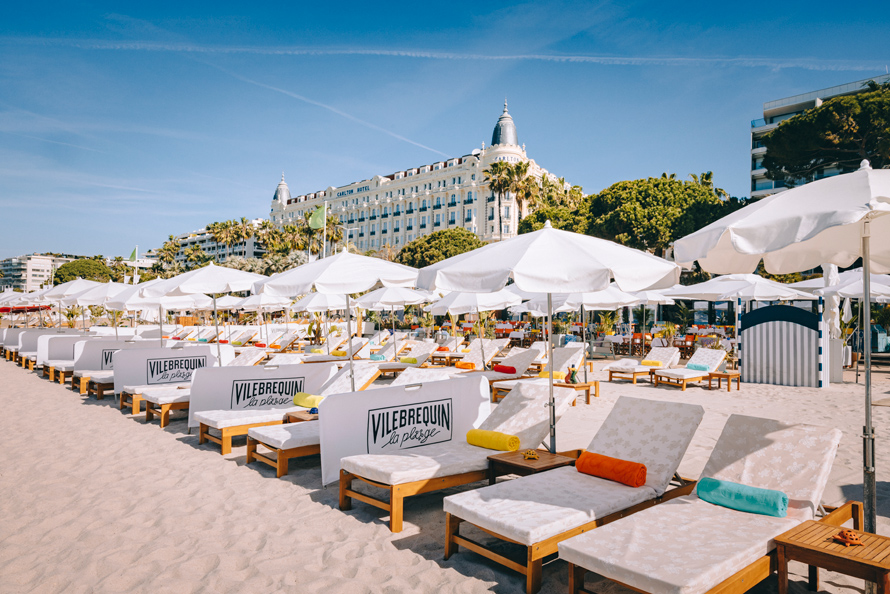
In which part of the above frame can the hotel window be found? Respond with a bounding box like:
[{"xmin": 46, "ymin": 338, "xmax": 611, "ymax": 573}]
[
  {"xmin": 448, "ymin": 213, "xmax": 455, "ymax": 225},
  {"xmin": 471, "ymin": 174, "xmax": 476, "ymax": 181},
  {"xmin": 504, "ymin": 207, "xmax": 510, "ymax": 219}
]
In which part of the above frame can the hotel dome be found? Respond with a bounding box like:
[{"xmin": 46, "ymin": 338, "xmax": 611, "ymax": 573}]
[{"xmin": 490, "ymin": 101, "xmax": 518, "ymax": 147}]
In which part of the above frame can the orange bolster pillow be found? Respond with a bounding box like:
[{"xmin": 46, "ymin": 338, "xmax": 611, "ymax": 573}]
[
  {"xmin": 437, "ymin": 346, "xmax": 450, "ymax": 351},
  {"xmin": 254, "ymin": 343, "xmax": 266, "ymax": 348},
  {"xmin": 455, "ymin": 361, "xmax": 475, "ymax": 370},
  {"xmin": 576, "ymin": 451, "xmax": 647, "ymax": 488},
  {"xmin": 492, "ymin": 364, "xmax": 516, "ymax": 374}
]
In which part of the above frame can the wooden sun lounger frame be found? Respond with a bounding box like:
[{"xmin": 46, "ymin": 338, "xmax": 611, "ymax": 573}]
[
  {"xmin": 144, "ymin": 399, "xmax": 189, "ymax": 428},
  {"xmin": 445, "ymin": 468, "xmax": 698, "ymax": 594},
  {"xmin": 340, "ymin": 467, "xmax": 489, "ymax": 534},
  {"xmin": 243, "ymin": 370, "xmax": 383, "ymax": 474},
  {"xmin": 608, "ymin": 368, "xmax": 658, "ymax": 384},
  {"xmin": 491, "ymin": 381, "xmax": 600, "ymax": 406},
  {"xmin": 88, "ymin": 379, "xmax": 114, "ymax": 400},
  {"xmin": 567, "ymin": 501, "xmax": 864, "ymax": 594},
  {"xmin": 652, "ymin": 370, "xmax": 708, "ymax": 391}
]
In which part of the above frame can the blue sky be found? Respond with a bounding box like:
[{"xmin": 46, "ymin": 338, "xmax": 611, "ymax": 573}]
[{"xmin": 1, "ymin": 1, "xmax": 888, "ymax": 259}]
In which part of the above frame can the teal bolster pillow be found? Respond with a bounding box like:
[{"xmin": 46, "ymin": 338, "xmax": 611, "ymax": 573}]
[
  {"xmin": 697, "ymin": 477, "xmax": 788, "ymax": 517},
  {"xmin": 687, "ymin": 363, "xmax": 709, "ymax": 371},
  {"xmin": 370, "ymin": 354, "xmax": 385, "ymax": 361}
]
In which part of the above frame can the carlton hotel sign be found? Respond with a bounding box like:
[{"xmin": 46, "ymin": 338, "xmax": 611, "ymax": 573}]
[{"xmin": 337, "ymin": 185, "xmax": 370, "ymax": 198}]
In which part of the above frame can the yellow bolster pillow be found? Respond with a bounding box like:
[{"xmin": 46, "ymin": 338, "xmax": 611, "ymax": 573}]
[
  {"xmin": 641, "ymin": 360, "xmax": 661, "ymax": 366},
  {"xmin": 467, "ymin": 429, "xmax": 520, "ymax": 452},
  {"xmin": 539, "ymin": 371, "xmax": 566, "ymax": 380},
  {"xmin": 460, "ymin": 349, "xmax": 471, "ymax": 353},
  {"xmin": 332, "ymin": 350, "xmax": 347, "ymax": 357},
  {"xmin": 232, "ymin": 341, "xmax": 243, "ymax": 346},
  {"xmin": 455, "ymin": 361, "xmax": 475, "ymax": 370},
  {"xmin": 310, "ymin": 348, "xmax": 324, "ymax": 354},
  {"xmin": 400, "ymin": 357, "xmax": 418, "ymax": 364},
  {"xmin": 293, "ymin": 392, "xmax": 324, "ymax": 408}
]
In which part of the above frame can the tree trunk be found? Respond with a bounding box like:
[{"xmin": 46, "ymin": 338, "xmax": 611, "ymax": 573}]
[{"xmin": 498, "ymin": 191, "xmax": 503, "ymax": 241}]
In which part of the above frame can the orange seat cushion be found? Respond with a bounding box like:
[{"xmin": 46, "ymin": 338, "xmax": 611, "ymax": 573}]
[{"xmin": 455, "ymin": 361, "xmax": 475, "ymax": 370}]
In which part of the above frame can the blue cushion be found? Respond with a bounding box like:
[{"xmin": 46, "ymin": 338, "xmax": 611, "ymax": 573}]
[
  {"xmin": 686, "ymin": 363, "xmax": 710, "ymax": 371},
  {"xmin": 697, "ymin": 477, "xmax": 788, "ymax": 518},
  {"xmin": 370, "ymin": 354, "xmax": 385, "ymax": 361}
]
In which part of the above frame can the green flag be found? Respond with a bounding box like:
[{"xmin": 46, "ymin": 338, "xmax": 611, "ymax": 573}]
[
  {"xmin": 128, "ymin": 247, "xmax": 137, "ymax": 262},
  {"xmin": 308, "ymin": 205, "xmax": 326, "ymax": 230}
]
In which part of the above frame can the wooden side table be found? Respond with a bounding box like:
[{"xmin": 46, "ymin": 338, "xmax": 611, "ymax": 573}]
[
  {"xmin": 487, "ymin": 450, "xmax": 574, "ymax": 485},
  {"xmin": 708, "ymin": 370, "xmax": 741, "ymax": 392},
  {"xmin": 285, "ymin": 410, "xmax": 318, "ymax": 423},
  {"xmin": 776, "ymin": 512, "xmax": 890, "ymax": 594}
]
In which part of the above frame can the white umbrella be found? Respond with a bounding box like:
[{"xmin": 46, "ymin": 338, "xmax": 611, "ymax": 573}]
[
  {"xmin": 256, "ymin": 251, "xmax": 419, "ymax": 390},
  {"xmin": 291, "ymin": 292, "xmax": 349, "ymax": 355},
  {"xmin": 212, "ymin": 295, "xmax": 246, "ymax": 310},
  {"xmin": 356, "ymin": 286, "xmax": 432, "ymax": 356},
  {"xmin": 141, "ymin": 263, "xmax": 267, "ymax": 357},
  {"xmin": 673, "ymin": 160, "xmax": 890, "ymax": 535},
  {"xmin": 107, "ymin": 281, "xmax": 212, "ymax": 344},
  {"xmin": 788, "ymin": 267, "xmax": 890, "ymax": 291},
  {"xmin": 417, "ymin": 221, "xmax": 680, "ymax": 451},
  {"xmin": 232, "ymin": 293, "xmax": 292, "ymax": 345},
  {"xmin": 61, "ymin": 281, "xmax": 130, "ymax": 338},
  {"xmin": 43, "ymin": 278, "xmax": 104, "ymax": 331},
  {"xmin": 815, "ymin": 279, "xmax": 890, "ymax": 301},
  {"xmin": 666, "ymin": 274, "xmax": 815, "ymax": 302}
]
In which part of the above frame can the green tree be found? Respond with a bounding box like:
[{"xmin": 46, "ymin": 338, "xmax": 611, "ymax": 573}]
[
  {"xmin": 763, "ymin": 80, "xmax": 890, "ymax": 186},
  {"xmin": 483, "ymin": 160, "xmax": 512, "ymax": 241},
  {"xmin": 183, "ymin": 245, "xmax": 211, "ymax": 269},
  {"xmin": 54, "ymin": 258, "xmax": 113, "ymax": 284},
  {"xmin": 395, "ymin": 228, "xmax": 484, "ymax": 268},
  {"xmin": 585, "ymin": 177, "xmax": 725, "ymax": 256},
  {"xmin": 517, "ymin": 205, "xmax": 585, "ymax": 234},
  {"xmin": 514, "ymin": 171, "xmax": 542, "ymax": 219}
]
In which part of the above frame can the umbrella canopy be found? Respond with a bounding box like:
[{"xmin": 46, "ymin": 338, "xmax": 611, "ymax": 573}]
[
  {"xmin": 212, "ymin": 295, "xmax": 246, "ymax": 310},
  {"xmin": 425, "ymin": 288, "xmax": 521, "ymax": 316},
  {"xmin": 140, "ymin": 263, "xmax": 267, "ymax": 298},
  {"xmin": 0, "ymin": 289, "xmax": 19, "ymax": 304},
  {"xmin": 291, "ymin": 292, "xmax": 348, "ymax": 313},
  {"xmin": 61, "ymin": 281, "xmax": 130, "ymax": 306},
  {"xmin": 629, "ymin": 290, "xmax": 675, "ymax": 305},
  {"xmin": 673, "ymin": 161, "xmax": 890, "ymax": 537},
  {"xmin": 43, "ymin": 278, "xmax": 104, "ymax": 299},
  {"xmin": 255, "ymin": 251, "xmax": 417, "ymax": 296},
  {"xmin": 355, "ymin": 286, "xmax": 432, "ymax": 311},
  {"xmin": 664, "ymin": 274, "xmax": 814, "ymax": 302},
  {"xmin": 231, "ymin": 293, "xmax": 292, "ymax": 312},
  {"xmin": 788, "ymin": 267, "xmax": 890, "ymax": 291},
  {"xmin": 815, "ymin": 279, "xmax": 890, "ymax": 301},
  {"xmin": 524, "ymin": 286, "xmax": 641, "ymax": 314},
  {"xmin": 417, "ymin": 221, "xmax": 680, "ymax": 294}
]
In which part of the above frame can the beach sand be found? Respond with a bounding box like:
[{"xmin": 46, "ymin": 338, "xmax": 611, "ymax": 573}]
[{"xmin": 1, "ymin": 359, "xmax": 888, "ymax": 593}]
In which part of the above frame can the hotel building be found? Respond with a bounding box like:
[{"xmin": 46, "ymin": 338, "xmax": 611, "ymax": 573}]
[
  {"xmin": 0, "ymin": 253, "xmax": 81, "ymax": 292},
  {"xmin": 750, "ymin": 74, "xmax": 890, "ymax": 198},
  {"xmin": 168, "ymin": 219, "xmax": 267, "ymax": 264},
  {"xmin": 269, "ymin": 102, "xmax": 563, "ymax": 250}
]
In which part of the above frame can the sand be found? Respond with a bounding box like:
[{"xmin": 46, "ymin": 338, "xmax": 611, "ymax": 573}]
[{"xmin": 1, "ymin": 359, "xmax": 888, "ymax": 594}]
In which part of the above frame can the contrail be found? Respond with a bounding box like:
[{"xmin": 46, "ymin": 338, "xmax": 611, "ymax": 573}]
[
  {"xmin": 6, "ymin": 37, "xmax": 886, "ymax": 73},
  {"xmin": 206, "ymin": 63, "xmax": 450, "ymax": 157}
]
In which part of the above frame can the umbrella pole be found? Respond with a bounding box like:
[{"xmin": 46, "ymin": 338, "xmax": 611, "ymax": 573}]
[
  {"xmin": 158, "ymin": 305, "xmax": 164, "ymax": 346},
  {"xmin": 213, "ymin": 297, "xmax": 222, "ymax": 362},
  {"xmin": 862, "ymin": 225, "xmax": 877, "ymax": 536},
  {"xmin": 346, "ymin": 294, "xmax": 355, "ymax": 392},
  {"xmin": 392, "ymin": 305, "xmax": 397, "ymax": 358},
  {"xmin": 478, "ymin": 309, "xmax": 486, "ymax": 371},
  {"xmin": 547, "ymin": 293, "xmax": 556, "ymax": 454},
  {"xmin": 581, "ymin": 304, "xmax": 588, "ymax": 383}
]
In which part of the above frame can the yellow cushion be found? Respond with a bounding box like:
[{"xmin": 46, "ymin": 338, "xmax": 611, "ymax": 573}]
[
  {"xmin": 293, "ymin": 392, "xmax": 324, "ymax": 408},
  {"xmin": 232, "ymin": 341, "xmax": 243, "ymax": 346},
  {"xmin": 270, "ymin": 344, "xmax": 281, "ymax": 349},
  {"xmin": 538, "ymin": 371, "xmax": 567, "ymax": 380},
  {"xmin": 641, "ymin": 360, "xmax": 662, "ymax": 366},
  {"xmin": 400, "ymin": 357, "xmax": 418, "ymax": 364},
  {"xmin": 460, "ymin": 349, "xmax": 471, "ymax": 353},
  {"xmin": 332, "ymin": 350, "xmax": 347, "ymax": 357},
  {"xmin": 310, "ymin": 348, "xmax": 324, "ymax": 354},
  {"xmin": 466, "ymin": 429, "xmax": 520, "ymax": 451}
]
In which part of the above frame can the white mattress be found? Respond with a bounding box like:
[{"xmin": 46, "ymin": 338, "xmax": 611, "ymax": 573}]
[
  {"xmin": 82, "ymin": 370, "xmax": 114, "ymax": 382},
  {"xmin": 558, "ymin": 496, "xmax": 798, "ymax": 594},
  {"xmin": 123, "ymin": 382, "xmax": 190, "ymax": 394},
  {"xmin": 44, "ymin": 359, "xmax": 75, "ymax": 370},
  {"xmin": 194, "ymin": 407, "xmax": 300, "ymax": 429},
  {"xmin": 340, "ymin": 442, "xmax": 491, "ymax": 485},
  {"xmin": 655, "ymin": 368, "xmax": 709, "ymax": 380},
  {"xmin": 609, "ymin": 364, "xmax": 658, "ymax": 373},
  {"xmin": 248, "ymin": 421, "xmax": 319, "ymax": 450},
  {"xmin": 142, "ymin": 388, "xmax": 191, "ymax": 405},
  {"xmin": 444, "ymin": 466, "xmax": 656, "ymax": 545}
]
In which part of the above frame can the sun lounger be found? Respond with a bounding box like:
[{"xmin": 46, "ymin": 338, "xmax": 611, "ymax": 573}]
[
  {"xmin": 559, "ymin": 414, "xmax": 843, "ymax": 594},
  {"xmin": 301, "ymin": 337, "xmax": 368, "ymax": 362},
  {"xmin": 442, "ymin": 396, "xmax": 704, "ymax": 593},
  {"xmin": 389, "ymin": 366, "xmax": 458, "ymax": 386},
  {"xmin": 199, "ymin": 361, "xmax": 382, "ymax": 455},
  {"xmin": 121, "ymin": 348, "xmax": 267, "ymax": 417},
  {"xmin": 604, "ymin": 346, "xmax": 681, "ymax": 384},
  {"xmin": 653, "ymin": 347, "xmax": 726, "ymax": 390},
  {"xmin": 376, "ymin": 341, "xmax": 440, "ymax": 377},
  {"xmin": 244, "ymin": 362, "xmax": 384, "ymax": 476},
  {"xmin": 339, "ymin": 381, "xmax": 576, "ymax": 533},
  {"xmin": 490, "ymin": 347, "xmax": 587, "ymax": 404},
  {"xmin": 457, "ymin": 348, "xmax": 540, "ymax": 391}
]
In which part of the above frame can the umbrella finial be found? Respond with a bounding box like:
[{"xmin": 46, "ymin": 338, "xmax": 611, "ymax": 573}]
[
  {"xmin": 860, "ymin": 159, "xmax": 872, "ymax": 170},
  {"xmin": 544, "ymin": 220, "xmax": 552, "ymax": 229}
]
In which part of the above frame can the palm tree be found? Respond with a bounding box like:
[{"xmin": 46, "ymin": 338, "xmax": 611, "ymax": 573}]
[
  {"xmin": 372, "ymin": 243, "xmax": 399, "ymax": 262},
  {"xmin": 483, "ymin": 160, "xmax": 511, "ymax": 241},
  {"xmin": 505, "ymin": 161, "xmax": 531, "ymax": 223},
  {"xmin": 324, "ymin": 214, "xmax": 344, "ymax": 254},
  {"xmin": 298, "ymin": 212, "xmax": 324, "ymax": 256},
  {"xmin": 689, "ymin": 171, "xmax": 730, "ymax": 199},
  {"xmin": 515, "ymin": 173, "xmax": 542, "ymax": 220},
  {"xmin": 660, "ymin": 172, "xmax": 677, "ymax": 180},
  {"xmin": 184, "ymin": 244, "xmax": 209, "ymax": 269}
]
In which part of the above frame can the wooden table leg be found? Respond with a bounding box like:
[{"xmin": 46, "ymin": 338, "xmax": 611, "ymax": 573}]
[
  {"xmin": 808, "ymin": 564, "xmax": 819, "ymax": 592},
  {"xmin": 726, "ymin": 376, "xmax": 732, "ymax": 392},
  {"xmin": 879, "ymin": 571, "xmax": 889, "ymax": 594},
  {"xmin": 778, "ymin": 544, "xmax": 789, "ymax": 594}
]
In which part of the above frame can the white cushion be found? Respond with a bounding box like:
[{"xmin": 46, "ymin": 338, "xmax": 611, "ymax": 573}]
[
  {"xmin": 341, "ymin": 441, "xmax": 492, "ymax": 485},
  {"xmin": 83, "ymin": 370, "xmax": 114, "ymax": 382},
  {"xmin": 44, "ymin": 359, "xmax": 75, "ymax": 370},
  {"xmin": 608, "ymin": 364, "xmax": 654, "ymax": 373},
  {"xmin": 194, "ymin": 407, "xmax": 299, "ymax": 429},
  {"xmin": 558, "ymin": 496, "xmax": 799, "ymax": 594},
  {"xmin": 248, "ymin": 421, "xmax": 320, "ymax": 450},
  {"xmin": 654, "ymin": 368, "xmax": 709, "ymax": 380},
  {"xmin": 123, "ymin": 382, "xmax": 190, "ymax": 394},
  {"xmin": 142, "ymin": 388, "xmax": 191, "ymax": 405},
  {"xmin": 444, "ymin": 467, "xmax": 656, "ymax": 545}
]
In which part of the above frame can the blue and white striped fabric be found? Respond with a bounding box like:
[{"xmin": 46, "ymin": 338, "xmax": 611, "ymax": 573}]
[{"xmin": 740, "ymin": 305, "xmax": 819, "ymax": 387}]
